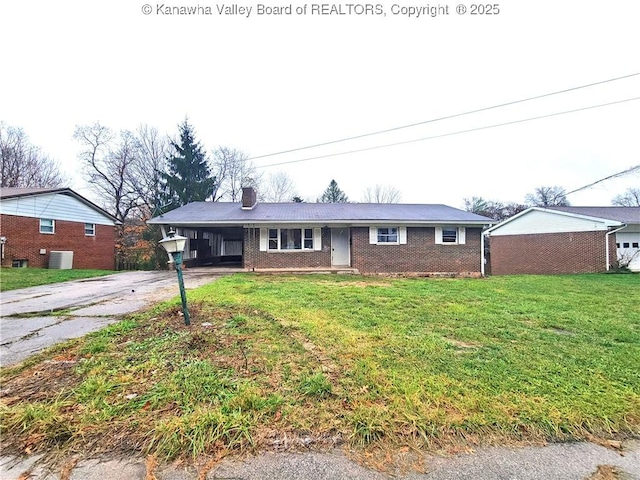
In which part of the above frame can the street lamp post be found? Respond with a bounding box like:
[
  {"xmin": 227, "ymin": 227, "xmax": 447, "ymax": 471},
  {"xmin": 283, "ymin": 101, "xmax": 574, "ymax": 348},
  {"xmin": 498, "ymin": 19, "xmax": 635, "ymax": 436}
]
[{"xmin": 159, "ymin": 229, "xmax": 191, "ymax": 326}]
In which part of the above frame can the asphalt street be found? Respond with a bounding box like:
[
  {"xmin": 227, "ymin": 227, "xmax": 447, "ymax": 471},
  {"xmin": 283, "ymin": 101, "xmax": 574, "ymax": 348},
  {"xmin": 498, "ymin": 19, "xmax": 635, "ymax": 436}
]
[{"xmin": 1, "ymin": 441, "xmax": 638, "ymax": 479}]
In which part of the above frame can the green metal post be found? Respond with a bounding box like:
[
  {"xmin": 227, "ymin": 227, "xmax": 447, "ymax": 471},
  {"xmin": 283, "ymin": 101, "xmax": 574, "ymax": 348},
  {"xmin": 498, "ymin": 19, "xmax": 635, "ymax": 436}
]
[{"xmin": 172, "ymin": 251, "xmax": 191, "ymax": 326}]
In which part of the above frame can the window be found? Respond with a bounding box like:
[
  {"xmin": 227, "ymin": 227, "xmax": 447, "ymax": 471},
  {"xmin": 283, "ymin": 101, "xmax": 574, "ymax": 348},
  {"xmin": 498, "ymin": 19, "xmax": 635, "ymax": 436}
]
[
  {"xmin": 435, "ymin": 226, "xmax": 466, "ymax": 245},
  {"xmin": 304, "ymin": 228, "xmax": 313, "ymax": 249},
  {"xmin": 40, "ymin": 219, "xmax": 54, "ymax": 234},
  {"xmin": 633, "ymin": 243, "xmax": 639, "ymax": 248},
  {"xmin": 266, "ymin": 228, "xmax": 317, "ymax": 251},
  {"xmin": 616, "ymin": 243, "xmax": 621, "ymax": 248},
  {"xmin": 442, "ymin": 228, "xmax": 458, "ymax": 243},
  {"xmin": 623, "ymin": 242, "xmax": 630, "ymax": 248},
  {"xmin": 369, "ymin": 227, "xmax": 407, "ymax": 245},
  {"xmin": 377, "ymin": 227, "xmax": 398, "ymax": 243},
  {"xmin": 85, "ymin": 223, "xmax": 95, "ymax": 236}
]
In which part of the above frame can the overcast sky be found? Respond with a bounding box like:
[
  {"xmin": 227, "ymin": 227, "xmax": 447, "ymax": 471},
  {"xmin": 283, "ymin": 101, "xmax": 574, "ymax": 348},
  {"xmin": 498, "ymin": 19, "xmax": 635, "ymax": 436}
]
[{"xmin": 2, "ymin": 0, "xmax": 639, "ymax": 208}]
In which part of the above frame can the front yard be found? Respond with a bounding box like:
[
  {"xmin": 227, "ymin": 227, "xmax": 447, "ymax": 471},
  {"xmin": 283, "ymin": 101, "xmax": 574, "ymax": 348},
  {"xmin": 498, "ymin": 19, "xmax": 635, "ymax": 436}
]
[{"xmin": 1, "ymin": 273, "xmax": 638, "ymax": 462}]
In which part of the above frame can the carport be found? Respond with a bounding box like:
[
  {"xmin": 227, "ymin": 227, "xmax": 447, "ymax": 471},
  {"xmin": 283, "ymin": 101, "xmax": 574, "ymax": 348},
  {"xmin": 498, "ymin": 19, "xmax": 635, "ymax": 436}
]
[{"xmin": 164, "ymin": 225, "xmax": 244, "ymax": 268}]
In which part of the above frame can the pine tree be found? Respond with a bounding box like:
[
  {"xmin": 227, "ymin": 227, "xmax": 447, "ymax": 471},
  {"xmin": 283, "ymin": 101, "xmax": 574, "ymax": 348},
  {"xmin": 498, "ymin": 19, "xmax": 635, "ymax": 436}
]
[
  {"xmin": 319, "ymin": 179, "xmax": 348, "ymax": 203},
  {"xmin": 162, "ymin": 120, "xmax": 215, "ymax": 210}
]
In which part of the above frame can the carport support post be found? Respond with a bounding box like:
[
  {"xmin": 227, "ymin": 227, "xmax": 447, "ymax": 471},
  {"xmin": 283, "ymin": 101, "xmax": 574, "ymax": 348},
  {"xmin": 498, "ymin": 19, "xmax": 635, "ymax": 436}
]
[{"xmin": 172, "ymin": 251, "xmax": 191, "ymax": 326}]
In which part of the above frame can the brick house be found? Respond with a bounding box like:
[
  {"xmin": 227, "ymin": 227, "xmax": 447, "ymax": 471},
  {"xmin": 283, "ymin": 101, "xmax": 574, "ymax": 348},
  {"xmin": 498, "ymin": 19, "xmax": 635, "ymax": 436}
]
[
  {"xmin": 485, "ymin": 206, "xmax": 640, "ymax": 275},
  {"xmin": 147, "ymin": 187, "xmax": 494, "ymax": 275},
  {"xmin": 0, "ymin": 188, "xmax": 119, "ymax": 270}
]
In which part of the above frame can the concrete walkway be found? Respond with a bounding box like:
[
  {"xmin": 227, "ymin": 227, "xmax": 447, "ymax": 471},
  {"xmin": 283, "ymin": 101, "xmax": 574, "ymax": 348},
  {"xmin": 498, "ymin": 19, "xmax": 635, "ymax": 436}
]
[{"xmin": 0, "ymin": 268, "xmax": 239, "ymax": 366}]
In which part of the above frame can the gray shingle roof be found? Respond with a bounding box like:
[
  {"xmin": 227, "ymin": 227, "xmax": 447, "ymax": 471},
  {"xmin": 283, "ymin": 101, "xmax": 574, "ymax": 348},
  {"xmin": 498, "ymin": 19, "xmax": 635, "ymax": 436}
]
[
  {"xmin": 548, "ymin": 206, "xmax": 640, "ymax": 224},
  {"xmin": 148, "ymin": 202, "xmax": 494, "ymax": 226}
]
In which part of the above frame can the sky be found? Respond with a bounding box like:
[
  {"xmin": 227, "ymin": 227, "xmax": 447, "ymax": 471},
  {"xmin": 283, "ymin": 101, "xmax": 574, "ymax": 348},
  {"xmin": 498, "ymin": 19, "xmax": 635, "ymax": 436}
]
[{"xmin": 1, "ymin": 0, "xmax": 639, "ymax": 209}]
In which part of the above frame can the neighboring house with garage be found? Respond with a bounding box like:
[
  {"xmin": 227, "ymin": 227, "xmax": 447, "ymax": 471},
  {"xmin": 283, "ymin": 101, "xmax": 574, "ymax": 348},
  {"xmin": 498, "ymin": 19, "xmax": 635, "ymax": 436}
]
[
  {"xmin": 485, "ymin": 206, "xmax": 640, "ymax": 274},
  {"xmin": 148, "ymin": 187, "xmax": 495, "ymax": 276},
  {"xmin": 0, "ymin": 187, "xmax": 119, "ymax": 270}
]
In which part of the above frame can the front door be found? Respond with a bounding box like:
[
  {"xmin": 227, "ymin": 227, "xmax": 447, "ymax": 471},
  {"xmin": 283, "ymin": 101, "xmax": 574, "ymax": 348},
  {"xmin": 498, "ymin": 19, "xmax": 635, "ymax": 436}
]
[{"xmin": 331, "ymin": 228, "xmax": 350, "ymax": 266}]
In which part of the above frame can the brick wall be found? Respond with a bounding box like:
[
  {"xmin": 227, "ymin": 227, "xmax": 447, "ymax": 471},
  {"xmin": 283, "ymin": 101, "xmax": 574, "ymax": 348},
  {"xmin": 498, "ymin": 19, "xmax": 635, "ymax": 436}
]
[
  {"xmin": 0, "ymin": 214, "xmax": 115, "ymax": 270},
  {"xmin": 351, "ymin": 227, "xmax": 482, "ymax": 275},
  {"xmin": 243, "ymin": 227, "xmax": 332, "ymax": 270},
  {"xmin": 489, "ymin": 231, "xmax": 616, "ymax": 275}
]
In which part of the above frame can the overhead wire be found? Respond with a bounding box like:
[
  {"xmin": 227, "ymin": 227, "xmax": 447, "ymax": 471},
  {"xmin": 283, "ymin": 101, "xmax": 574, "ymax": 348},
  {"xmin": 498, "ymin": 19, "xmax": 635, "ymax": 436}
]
[
  {"xmin": 248, "ymin": 72, "xmax": 639, "ymax": 162},
  {"xmin": 255, "ymin": 96, "xmax": 640, "ymax": 168}
]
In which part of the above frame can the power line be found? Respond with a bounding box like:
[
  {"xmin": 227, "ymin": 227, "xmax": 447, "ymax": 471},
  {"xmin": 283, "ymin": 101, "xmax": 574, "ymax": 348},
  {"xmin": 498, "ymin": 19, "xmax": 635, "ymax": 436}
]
[
  {"xmin": 256, "ymin": 96, "xmax": 640, "ymax": 168},
  {"xmin": 249, "ymin": 72, "xmax": 639, "ymax": 162},
  {"xmin": 566, "ymin": 164, "xmax": 640, "ymax": 197}
]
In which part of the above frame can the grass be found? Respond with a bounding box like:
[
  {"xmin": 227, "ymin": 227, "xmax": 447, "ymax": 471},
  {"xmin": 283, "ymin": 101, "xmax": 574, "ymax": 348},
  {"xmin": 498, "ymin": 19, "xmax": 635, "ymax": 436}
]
[
  {"xmin": 0, "ymin": 267, "xmax": 116, "ymax": 291},
  {"xmin": 1, "ymin": 273, "xmax": 639, "ymax": 462}
]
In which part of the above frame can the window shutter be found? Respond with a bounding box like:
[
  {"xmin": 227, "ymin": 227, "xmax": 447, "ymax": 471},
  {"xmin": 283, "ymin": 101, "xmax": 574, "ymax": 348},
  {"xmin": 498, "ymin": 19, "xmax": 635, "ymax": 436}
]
[
  {"xmin": 259, "ymin": 228, "xmax": 268, "ymax": 251},
  {"xmin": 459, "ymin": 227, "xmax": 466, "ymax": 245},
  {"xmin": 399, "ymin": 227, "xmax": 407, "ymax": 244},
  {"xmin": 369, "ymin": 227, "xmax": 377, "ymax": 244},
  {"xmin": 313, "ymin": 227, "xmax": 322, "ymax": 251},
  {"xmin": 435, "ymin": 226, "xmax": 443, "ymax": 244}
]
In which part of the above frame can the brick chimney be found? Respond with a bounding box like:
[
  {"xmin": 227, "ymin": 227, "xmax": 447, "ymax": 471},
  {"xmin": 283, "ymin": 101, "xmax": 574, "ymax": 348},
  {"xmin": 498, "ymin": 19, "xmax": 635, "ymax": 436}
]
[{"xmin": 241, "ymin": 187, "xmax": 257, "ymax": 209}]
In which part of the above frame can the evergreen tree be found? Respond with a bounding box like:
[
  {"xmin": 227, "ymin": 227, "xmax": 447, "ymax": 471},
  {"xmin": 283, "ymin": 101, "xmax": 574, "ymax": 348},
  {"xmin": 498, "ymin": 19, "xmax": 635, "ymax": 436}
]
[
  {"xmin": 319, "ymin": 179, "xmax": 348, "ymax": 203},
  {"xmin": 162, "ymin": 120, "xmax": 216, "ymax": 209}
]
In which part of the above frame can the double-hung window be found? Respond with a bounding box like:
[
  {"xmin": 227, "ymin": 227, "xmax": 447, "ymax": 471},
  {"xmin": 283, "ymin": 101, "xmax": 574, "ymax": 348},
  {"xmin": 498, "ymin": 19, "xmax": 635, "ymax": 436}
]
[
  {"xmin": 369, "ymin": 227, "xmax": 406, "ymax": 245},
  {"xmin": 85, "ymin": 223, "xmax": 96, "ymax": 236},
  {"xmin": 435, "ymin": 226, "xmax": 466, "ymax": 245},
  {"xmin": 377, "ymin": 227, "xmax": 398, "ymax": 243},
  {"xmin": 40, "ymin": 219, "xmax": 55, "ymax": 234}
]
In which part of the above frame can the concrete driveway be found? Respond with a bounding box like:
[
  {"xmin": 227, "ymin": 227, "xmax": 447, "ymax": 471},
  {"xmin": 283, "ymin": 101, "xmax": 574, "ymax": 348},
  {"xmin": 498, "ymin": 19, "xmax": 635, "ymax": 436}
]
[{"xmin": 0, "ymin": 268, "xmax": 238, "ymax": 366}]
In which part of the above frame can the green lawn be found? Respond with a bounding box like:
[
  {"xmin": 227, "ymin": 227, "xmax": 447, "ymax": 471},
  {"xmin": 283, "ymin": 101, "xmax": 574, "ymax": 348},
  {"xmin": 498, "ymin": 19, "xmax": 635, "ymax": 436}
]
[
  {"xmin": 0, "ymin": 267, "xmax": 116, "ymax": 291},
  {"xmin": 1, "ymin": 273, "xmax": 638, "ymax": 461}
]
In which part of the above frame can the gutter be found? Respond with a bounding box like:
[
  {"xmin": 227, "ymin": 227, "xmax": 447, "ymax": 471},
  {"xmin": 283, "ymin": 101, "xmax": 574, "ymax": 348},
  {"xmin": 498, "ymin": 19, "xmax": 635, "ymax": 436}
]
[{"xmin": 605, "ymin": 224, "xmax": 627, "ymax": 271}]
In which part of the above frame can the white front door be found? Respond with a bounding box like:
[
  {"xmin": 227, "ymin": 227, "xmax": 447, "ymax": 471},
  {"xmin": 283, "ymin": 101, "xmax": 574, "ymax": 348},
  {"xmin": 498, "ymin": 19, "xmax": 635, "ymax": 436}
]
[{"xmin": 331, "ymin": 228, "xmax": 350, "ymax": 266}]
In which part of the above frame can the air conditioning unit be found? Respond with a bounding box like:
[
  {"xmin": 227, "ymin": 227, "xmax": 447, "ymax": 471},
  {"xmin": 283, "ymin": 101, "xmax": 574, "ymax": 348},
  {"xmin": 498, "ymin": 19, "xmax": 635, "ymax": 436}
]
[{"xmin": 49, "ymin": 251, "xmax": 74, "ymax": 269}]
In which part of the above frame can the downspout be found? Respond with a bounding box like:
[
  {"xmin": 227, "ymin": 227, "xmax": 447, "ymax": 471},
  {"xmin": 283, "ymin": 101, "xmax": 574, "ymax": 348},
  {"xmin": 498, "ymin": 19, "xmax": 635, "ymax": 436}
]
[
  {"xmin": 481, "ymin": 227, "xmax": 488, "ymax": 277},
  {"xmin": 605, "ymin": 224, "xmax": 627, "ymax": 271}
]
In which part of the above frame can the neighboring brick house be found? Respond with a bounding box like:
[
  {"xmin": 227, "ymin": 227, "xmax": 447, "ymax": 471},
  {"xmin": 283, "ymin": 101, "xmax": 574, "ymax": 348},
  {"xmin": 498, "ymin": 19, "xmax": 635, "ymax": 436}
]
[
  {"xmin": 147, "ymin": 187, "xmax": 494, "ymax": 275},
  {"xmin": 485, "ymin": 206, "xmax": 640, "ymax": 275},
  {"xmin": 0, "ymin": 188, "xmax": 119, "ymax": 270}
]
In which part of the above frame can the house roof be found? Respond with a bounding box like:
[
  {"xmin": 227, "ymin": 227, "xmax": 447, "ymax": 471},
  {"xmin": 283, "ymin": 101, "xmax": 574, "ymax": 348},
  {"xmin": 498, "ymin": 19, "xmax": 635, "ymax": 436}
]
[
  {"xmin": 148, "ymin": 202, "xmax": 494, "ymax": 226},
  {"xmin": 547, "ymin": 206, "xmax": 640, "ymax": 224},
  {"xmin": 0, "ymin": 187, "xmax": 120, "ymax": 224}
]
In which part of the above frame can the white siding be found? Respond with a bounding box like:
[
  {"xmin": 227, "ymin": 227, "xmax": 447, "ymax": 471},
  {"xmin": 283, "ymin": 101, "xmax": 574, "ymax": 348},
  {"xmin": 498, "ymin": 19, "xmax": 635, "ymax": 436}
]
[
  {"xmin": 0, "ymin": 193, "xmax": 115, "ymax": 225},
  {"xmin": 490, "ymin": 210, "xmax": 609, "ymax": 236}
]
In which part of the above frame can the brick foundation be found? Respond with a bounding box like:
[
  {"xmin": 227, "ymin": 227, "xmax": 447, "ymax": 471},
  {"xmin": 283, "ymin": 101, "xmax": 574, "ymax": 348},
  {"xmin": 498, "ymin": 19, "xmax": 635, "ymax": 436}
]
[
  {"xmin": 489, "ymin": 231, "xmax": 616, "ymax": 275},
  {"xmin": 0, "ymin": 214, "xmax": 116, "ymax": 270}
]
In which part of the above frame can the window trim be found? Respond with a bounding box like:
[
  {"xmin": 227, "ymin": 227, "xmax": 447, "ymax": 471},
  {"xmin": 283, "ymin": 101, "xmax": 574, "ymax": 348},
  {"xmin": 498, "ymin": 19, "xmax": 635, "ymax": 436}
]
[
  {"xmin": 369, "ymin": 227, "xmax": 407, "ymax": 245},
  {"xmin": 84, "ymin": 223, "xmax": 96, "ymax": 236},
  {"xmin": 435, "ymin": 226, "xmax": 466, "ymax": 245},
  {"xmin": 40, "ymin": 218, "xmax": 55, "ymax": 234},
  {"xmin": 261, "ymin": 227, "xmax": 321, "ymax": 252}
]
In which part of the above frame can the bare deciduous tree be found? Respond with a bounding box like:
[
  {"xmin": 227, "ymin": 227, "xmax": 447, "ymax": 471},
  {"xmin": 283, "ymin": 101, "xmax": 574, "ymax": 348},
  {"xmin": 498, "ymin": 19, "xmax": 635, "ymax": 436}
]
[
  {"xmin": 0, "ymin": 122, "xmax": 66, "ymax": 188},
  {"xmin": 133, "ymin": 124, "xmax": 169, "ymax": 217},
  {"xmin": 612, "ymin": 188, "xmax": 640, "ymax": 207},
  {"xmin": 463, "ymin": 196, "xmax": 528, "ymax": 221},
  {"xmin": 261, "ymin": 170, "xmax": 298, "ymax": 202},
  {"xmin": 211, "ymin": 147, "xmax": 262, "ymax": 202},
  {"xmin": 524, "ymin": 186, "xmax": 570, "ymax": 207},
  {"xmin": 362, "ymin": 184, "xmax": 402, "ymax": 203},
  {"xmin": 74, "ymin": 123, "xmax": 143, "ymax": 223}
]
